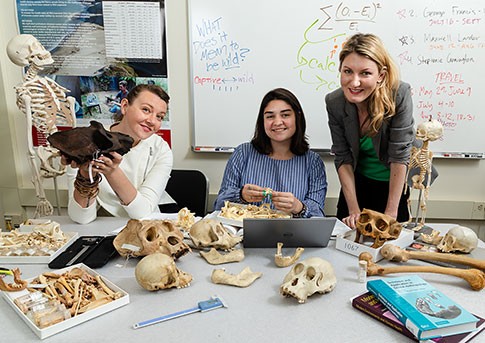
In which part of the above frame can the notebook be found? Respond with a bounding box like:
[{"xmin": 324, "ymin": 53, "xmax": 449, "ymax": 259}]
[{"xmin": 242, "ymin": 217, "xmax": 337, "ymax": 248}]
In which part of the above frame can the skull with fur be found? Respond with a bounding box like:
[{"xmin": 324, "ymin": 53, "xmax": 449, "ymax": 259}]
[
  {"xmin": 135, "ymin": 253, "xmax": 192, "ymax": 291},
  {"xmin": 114, "ymin": 219, "xmax": 191, "ymax": 259},
  {"xmin": 280, "ymin": 257, "xmax": 336, "ymax": 303},
  {"xmin": 437, "ymin": 226, "xmax": 478, "ymax": 253},
  {"xmin": 355, "ymin": 209, "xmax": 402, "ymax": 249},
  {"xmin": 189, "ymin": 219, "xmax": 242, "ymax": 250}
]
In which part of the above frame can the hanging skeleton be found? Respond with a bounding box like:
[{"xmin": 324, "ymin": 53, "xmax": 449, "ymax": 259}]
[
  {"xmin": 6, "ymin": 34, "xmax": 76, "ymax": 217},
  {"xmin": 404, "ymin": 118, "xmax": 443, "ymax": 229}
]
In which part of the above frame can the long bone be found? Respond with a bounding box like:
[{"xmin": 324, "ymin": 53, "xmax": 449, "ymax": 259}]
[
  {"xmin": 359, "ymin": 252, "xmax": 485, "ymax": 291},
  {"xmin": 381, "ymin": 244, "xmax": 485, "ymax": 271}
]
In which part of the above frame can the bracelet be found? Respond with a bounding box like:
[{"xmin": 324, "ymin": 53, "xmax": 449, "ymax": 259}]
[
  {"xmin": 74, "ymin": 170, "xmax": 102, "ymax": 207},
  {"xmin": 293, "ymin": 203, "xmax": 307, "ymax": 218}
]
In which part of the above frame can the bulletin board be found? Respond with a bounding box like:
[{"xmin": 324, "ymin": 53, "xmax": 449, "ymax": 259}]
[{"xmin": 188, "ymin": 0, "xmax": 485, "ymax": 157}]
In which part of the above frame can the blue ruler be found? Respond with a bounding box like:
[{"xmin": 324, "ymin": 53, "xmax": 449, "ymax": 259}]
[{"xmin": 133, "ymin": 295, "xmax": 228, "ymax": 329}]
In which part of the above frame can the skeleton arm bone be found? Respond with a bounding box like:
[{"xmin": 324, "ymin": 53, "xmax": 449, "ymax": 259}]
[{"xmin": 21, "ymin": 94, "xmax": 53, "ymax": 217}]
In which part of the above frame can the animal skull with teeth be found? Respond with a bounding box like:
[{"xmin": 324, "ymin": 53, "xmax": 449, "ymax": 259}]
[
  {"xmin": 114, "ymin": 219, "xmax": 191, "ymax": 259},
  {"xmin": 280, "ymin": 257, "xmax": 336, "ymax": 303},
  {"xmin": 437, "ymin": 226, "xmax": 478, "ymax": 253},
  {"xmin": 355, "ymin": 208, "xmax": 402, "ymax": 249},
  {"xmin": 135, "ymin": 253, "xmax": 192, "ymax": 291},
  {"xmin": 189, "ymin": 219, "xmax": 242, "ymax": 250}
]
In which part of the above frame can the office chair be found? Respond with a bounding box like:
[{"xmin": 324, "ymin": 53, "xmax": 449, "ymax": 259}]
[{"xmin": 163, "ymin": 169, "xmax": 209, "ymax": 217}]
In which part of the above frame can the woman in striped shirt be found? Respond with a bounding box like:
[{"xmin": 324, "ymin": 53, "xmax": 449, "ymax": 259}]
[{"xmin": 214, "ymin": 88, "xmax": 327, "ymax": 218}]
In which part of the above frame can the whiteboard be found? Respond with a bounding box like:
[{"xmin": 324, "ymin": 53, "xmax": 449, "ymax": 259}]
[{"xmin": 188, "ymin": 0, "xmax": 485, "ymax": 155}]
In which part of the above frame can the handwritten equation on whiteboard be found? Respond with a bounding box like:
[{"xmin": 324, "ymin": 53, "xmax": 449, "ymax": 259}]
[
  {"xmin": 191, "ymin": 16, "xmax": 253, "ymax": 92},
  {"xmin": 293, "ymin": 1, "xmax": 483, "ymax": 138},
  {"xmin": 188, "ymin": 0, "xmax": 484, "ymax": 152}
]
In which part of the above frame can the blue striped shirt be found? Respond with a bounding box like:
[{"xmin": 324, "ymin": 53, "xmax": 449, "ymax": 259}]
[{"xmin": 214, "ymin": 142, "xmax": 327, "ymax": 217}]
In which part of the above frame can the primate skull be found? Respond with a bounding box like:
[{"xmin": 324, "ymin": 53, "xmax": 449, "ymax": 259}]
[
  {"xmin": 437, "ymin": 226, "xmax": 478, "ymax": 253},
  {"xmin": 280, "ymin": 257, "xmax": 336, "ymax": 303},
  {"xmin": 355, "ymin": 209, "xmax": 402, "ymax": 249},
  {"xmin": 135, "ymin": 253, "xmax": 192, "ymax": 291},
  {"xmin": 6, "ymin": 34, "xmax": 54, "ymax": 67},
  {"xmin": 189, "ymin": 219, "xmax": 242, "ymax": 250},
  {"xmin": 114, "ymin": 219, "xmax": 191, "ymax": 259}
]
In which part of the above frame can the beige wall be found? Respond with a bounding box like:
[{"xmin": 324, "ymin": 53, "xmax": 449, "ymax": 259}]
[{"xmin": 1, "ymin": 1, "xmax": 484, "ymax": 237}]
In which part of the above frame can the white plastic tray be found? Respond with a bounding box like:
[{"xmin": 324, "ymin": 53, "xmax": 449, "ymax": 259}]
[
  {"xmin": 1, "ymin": 263, "xmax": 130, "ymax": 339},
  {"xmin": 0, "ymin": 231, "xmax": 78, "ymax": 264}
]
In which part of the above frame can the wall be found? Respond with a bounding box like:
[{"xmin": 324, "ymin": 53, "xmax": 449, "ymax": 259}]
[{"xmin": 0, "ymin": 0, "xmax": 484, "ymax": 238}]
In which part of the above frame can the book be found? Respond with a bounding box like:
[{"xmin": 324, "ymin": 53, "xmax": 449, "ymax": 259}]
[
  {"xmin": 351, "ymin": 291, "xmax": 485, "ymax": 342},
  {"xmin": 367, "ymin": 275, "xmax": 479, "ymax": 340}
]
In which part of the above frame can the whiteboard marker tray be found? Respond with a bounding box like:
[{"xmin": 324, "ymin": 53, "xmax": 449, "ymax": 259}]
[{"xmin": 1, "ymin": 263, "xmax": 130, "ymax": 339}]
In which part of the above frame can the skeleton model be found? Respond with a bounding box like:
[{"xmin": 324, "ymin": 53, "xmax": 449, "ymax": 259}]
[
  {"xmin": 6, "ymin": 34, "xmax": 75, "ymax": 217},
  {"xmin": 405, "ymin": 118, "xmax": 443, "ymax": 229}
]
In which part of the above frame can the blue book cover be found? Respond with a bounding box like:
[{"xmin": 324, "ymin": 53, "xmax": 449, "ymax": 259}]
[{"xmin": 367, "ymin": 275, "xmax": 479, "ymax": 340}]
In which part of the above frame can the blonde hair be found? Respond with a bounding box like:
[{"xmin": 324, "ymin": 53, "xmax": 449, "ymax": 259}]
[{"xmin": 339, "ymin": 33, "xmax": 400, "ymax": 136}]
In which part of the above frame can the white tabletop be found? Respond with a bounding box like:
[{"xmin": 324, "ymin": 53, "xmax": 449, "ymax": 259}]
[{"xmin": 1, "ymin": 217, "xmax": 484, "ymax": 343}]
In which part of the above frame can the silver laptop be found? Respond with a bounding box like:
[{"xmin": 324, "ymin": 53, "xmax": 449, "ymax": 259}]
[{"xmin": 242, "ymin": 217, "xmax": 337, "ymax": 248}]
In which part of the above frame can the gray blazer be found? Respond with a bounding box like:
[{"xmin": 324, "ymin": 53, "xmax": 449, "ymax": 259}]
[{"xmin": 325, "ymin": 81, "xmax": 415, "ymax": 171}]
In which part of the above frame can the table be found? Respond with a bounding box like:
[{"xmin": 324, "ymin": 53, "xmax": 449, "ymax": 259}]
[{"xmin": 2, "ymin": 217, "xmax": 484, "ymax": 342}]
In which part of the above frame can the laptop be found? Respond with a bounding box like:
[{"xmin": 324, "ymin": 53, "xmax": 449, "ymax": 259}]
[{"xmin": 242, "ymin": 217, "xmax": 337, "ymax": 248}]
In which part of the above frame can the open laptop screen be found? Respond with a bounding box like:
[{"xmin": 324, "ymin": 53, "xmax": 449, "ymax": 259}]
[{"xmin": 242, "ymin": 217, "xmax": 337, "ymax": 248}]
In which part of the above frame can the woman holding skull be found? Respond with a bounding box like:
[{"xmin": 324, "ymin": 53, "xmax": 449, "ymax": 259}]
[
  {"xmin": 326, "ymin": 33, "xmax": 414, "ymax": 229},
  {"xmin": 63, "ymin": 84, "xmax": 173, "ymax": 224}
]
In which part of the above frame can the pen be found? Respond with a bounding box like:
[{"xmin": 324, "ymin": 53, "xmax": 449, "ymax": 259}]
[
  {"xmin": 0, "ymin": 267, "xmax": 13, "ymax": 276},
  {"xmin": 133, "ymin": 295, "xmax": 228, "ymax": 329}
]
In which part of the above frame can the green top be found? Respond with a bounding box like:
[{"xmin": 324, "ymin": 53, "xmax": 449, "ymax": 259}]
[{"xmin": 356, "ymin": 136, "xmax": 390, "ymax": 181}]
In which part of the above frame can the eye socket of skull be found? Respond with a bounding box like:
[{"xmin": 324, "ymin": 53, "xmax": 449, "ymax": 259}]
[
  {"xmin": 305, "ymin": 267, "xmax": 317, "ymax": 281},
  {"xmin": 375, "ymin": 219, "xmax": 388, "ymax": 231},
  {"xmin": 389, "ymin": 225, "xmax": 401, "ymax": 236},
  {"xmin": 167, "ymin": 236, "xmax": 179, "ymax": 246},
  {"xmin": 293, "ymin": 263, "xmax": 304, "ymax": 274},
  {"xmin": 145, "ymin": 226, "xmax": 159, "ymax": 242},
  {"xmin": 358, "ymin": 213, "xmax": 370, "ymax": 224}
]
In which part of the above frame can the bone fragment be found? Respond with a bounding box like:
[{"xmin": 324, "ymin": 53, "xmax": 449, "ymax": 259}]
[
  {"xmin": 211, "ymin": 266, "xmax": 262, "ymax": 287},
  {"xmin": 274, "ymin": 242, "xmax": 304, "ymax": 267},
  {"xmin": 0, "ymin": 268, "xmax": 28, "ymax": 292},
  {"xmin": 200, "ymin": 248, "xmax": 245, "ymax": 264},
  {"xmin": 381, "ymin": 244, "xmax": 485, "ymax": 270},
  {"xmin": 57, "ymin": 276, "xmax": 74, "ymax": 294},
  {"xmin": 419, "ymin": 230, "xmax": 442, "ymax": 245},
  {"xmin": 77, "ymin": 297, "xmax": 113, "ymax": 314},
  {"xmin": 359, "ymin": 252, "xmax": 485, "ymax": 291},
  {"xmin": 95, "ymin": 275, "xmax": 115, "ymax": 297}
]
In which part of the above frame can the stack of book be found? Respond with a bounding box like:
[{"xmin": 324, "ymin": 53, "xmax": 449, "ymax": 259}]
[{"xmin": 351, "ymin": 275, "xmax": 485, "ymax": 342}]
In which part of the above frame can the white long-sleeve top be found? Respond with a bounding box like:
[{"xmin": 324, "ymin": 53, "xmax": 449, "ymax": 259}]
[{"xmin": 67, "ymin": 134, "xmax": 173, "ymax": 224}]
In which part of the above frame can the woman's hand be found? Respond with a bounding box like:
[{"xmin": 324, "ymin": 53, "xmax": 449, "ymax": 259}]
[
  {"xmin": 92, "ymin": 152, "xmax": 122, "ymax": 177},
  {"xmin": 241, "ymin": 184, "xmax": 265, "ymax": 203},
  {"xmin": 60, "ymin": 155, "xmax": 99, "ymax": 180},
  {"xmin": 272, "ymin": 191, "xmax": 301, "ymax": 214},
  {"xmin": 342, "ymin": 212, "xmax": 361, "ymax": 229}
]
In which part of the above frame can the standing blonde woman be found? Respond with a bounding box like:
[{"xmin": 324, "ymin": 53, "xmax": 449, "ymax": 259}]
[{"xmin": 326, "ymin": 33, "xmax": 414, "ymax": 228}]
